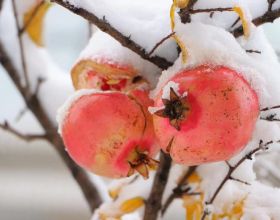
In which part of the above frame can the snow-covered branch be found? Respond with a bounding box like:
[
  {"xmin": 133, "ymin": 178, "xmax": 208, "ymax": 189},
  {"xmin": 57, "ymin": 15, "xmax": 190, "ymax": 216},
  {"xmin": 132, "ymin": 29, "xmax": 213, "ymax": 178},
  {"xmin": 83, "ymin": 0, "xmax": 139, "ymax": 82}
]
[
  {"xmin": 51, "ymin": 0, "xmax": 173, "ymax": 70},
  {"xmin": 0, "ymin": 40, "xmax": 103, "ymax": 212}
]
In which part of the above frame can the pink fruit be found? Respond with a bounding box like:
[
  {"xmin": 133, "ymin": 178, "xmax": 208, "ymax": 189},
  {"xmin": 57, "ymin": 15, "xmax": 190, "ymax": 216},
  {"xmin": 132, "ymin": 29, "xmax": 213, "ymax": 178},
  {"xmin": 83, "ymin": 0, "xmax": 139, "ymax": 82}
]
[
  {"xmin": 152, "ymin": 65, "xmax": 259, "ymax": 165},
  {"xmin": 61, "ymin": 90, "xmax": 159, "ymax": 178}
]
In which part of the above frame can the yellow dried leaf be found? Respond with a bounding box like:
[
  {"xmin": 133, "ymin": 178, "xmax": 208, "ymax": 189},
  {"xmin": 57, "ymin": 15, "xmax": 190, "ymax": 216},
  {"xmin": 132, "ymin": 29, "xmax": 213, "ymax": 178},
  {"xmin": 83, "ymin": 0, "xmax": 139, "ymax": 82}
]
[
  {"xmin": 188, "ymin": 172, "xmax": 201, "ymax": 184},
  {"xmin": 233, "ymin": 6, "xmax": 250, "ymax": 39},
  {"xmin": 23, "ymin": 1, "xmax": 51, "ymax": 46},
  {"xmin": 174, "ymin": 0, "xmax": 189, "ymax": 9},
  {"xmin": 120, "ymin": 197, "xmax": 145, "ymax": 213}
]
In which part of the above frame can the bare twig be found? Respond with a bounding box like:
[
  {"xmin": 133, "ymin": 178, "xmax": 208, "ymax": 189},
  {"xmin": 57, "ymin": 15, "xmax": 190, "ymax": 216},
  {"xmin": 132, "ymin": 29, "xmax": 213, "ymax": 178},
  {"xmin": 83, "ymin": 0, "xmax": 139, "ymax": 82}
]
[
  {"xmin": 0, "ymin": 41, "xmax": 102, "ymax": 212},
  {"xmin": 189, "ymin": 7, "xmax": 233, "ymax": 14},
  {"xmin": 268, "ymin": 0, "xmax": 277, "ymax": 11},
  {"xmin": 161, "ymin": 166, "xmax": 197, "ymax": 215},
  {"xmin": 260, "ymin": 114, "xmax": 280, "ymax": 121},
  {"xmin": 231, "ymin": 17, "xmax": 240, "ymax": 28},
  {"xmin": 51, "ymin": 0, "xmax": 172, "ymax": 70},
  {"xmin": 0, "ymin": 121, "xmax": 46, "ymax": 141},
  {"xmin": 246, "ymin": 49, "xmax": 261, "ymax": 54},
  {"xmin": 201, "ymin": 140, "xmax": 277, "ymax": 220},
  {"xmin": 232, "ymin": 7, "xmax": 280, "ymax": 37},
  {"xmin": 143, "ymin": 151, "xmax": 172, "ymax": 220},
  {"xmin": 148, "ymin": 32, "xmax": 175, "ymax": 56},
  {"xmin": 261, "ymin": 105, "xmax": 280, "ymax": 111},
  {"xmin": 19, "ymin": 0, "xmax": 45, "ymax": 35},
  {"xmin": 12, "ymin": 0, "xmax": 30, "ymax": 94}
]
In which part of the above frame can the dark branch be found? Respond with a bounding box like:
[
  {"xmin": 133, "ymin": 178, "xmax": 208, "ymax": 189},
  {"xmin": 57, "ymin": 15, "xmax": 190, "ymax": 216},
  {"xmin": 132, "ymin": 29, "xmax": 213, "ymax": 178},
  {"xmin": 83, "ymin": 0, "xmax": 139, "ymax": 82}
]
[
  {"xmin": 51, "ymin": 0, "xmax": 172, "ymax": 70},
  {"xmin": 148, "ymin": 32, "xmax": 175, "ymax": 56},
  {"xmin": 179, "ymin": 0, "xmax": 198, "ymax": 23},
  {"xmin": 232, "ymin": 8, "xmax": 280, "ymax": 37},
  {"xmin": 261, "ymin": 105, "xmax": 280, "ymax": 111},
  {"xmin": 189, "ymin": 7, "xmax": 233, "ymax": 14},
  {"xmin": 0, "ymin": 40, "xmax": 102, "ymax": 212},
  {"xmin": 143, "ymin": 151, "xmax": 172, "ymax": 220},
  {"xmin": 0, "ymin": 121, "xmax": 46, "ymax": 141},
  {"xmin": 161, "ymin": 166, "xmax": 197, "ymax": 215},
  {"xmin": 268, "ymin": 0, "xmax": 277, "ymax": 11},
  {"xmin": 246, "ymin": 49, "xmax": 261, "ymax": 54}
]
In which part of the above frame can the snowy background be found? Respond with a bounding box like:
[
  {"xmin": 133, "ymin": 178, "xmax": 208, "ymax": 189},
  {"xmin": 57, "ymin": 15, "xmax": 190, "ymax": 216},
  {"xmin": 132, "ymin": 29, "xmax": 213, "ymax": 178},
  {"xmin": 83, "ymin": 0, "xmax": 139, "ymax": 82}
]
[{"xmin": 0, "ymin": 4, "xmax": 280, "ymax": 220}]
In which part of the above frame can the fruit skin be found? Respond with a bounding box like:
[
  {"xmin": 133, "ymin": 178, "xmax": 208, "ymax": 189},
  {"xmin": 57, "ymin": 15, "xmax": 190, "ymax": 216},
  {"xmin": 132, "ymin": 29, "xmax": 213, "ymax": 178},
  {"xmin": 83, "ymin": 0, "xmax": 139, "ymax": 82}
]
[
  {"xmin": 61, "ymin": 90, "xmax": 158, "ymax": 178},
  {"xmin": 71, "ymin": 59, "xmax": 148, "ymax": 92},
  {"xmin": 153, "ymin": 65, "xmax": 259, "ymax": 165}
]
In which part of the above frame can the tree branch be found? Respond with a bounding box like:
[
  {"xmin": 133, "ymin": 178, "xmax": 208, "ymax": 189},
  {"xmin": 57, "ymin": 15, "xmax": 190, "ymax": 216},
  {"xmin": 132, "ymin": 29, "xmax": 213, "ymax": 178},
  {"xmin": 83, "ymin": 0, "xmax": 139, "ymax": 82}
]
[
  {"xmin": 161, "ymin": 166, "xmax": 197, "ymax": 215},
  {"xmin": 0, "ymin": 121, "xmax": 46, "ymax": 141},
  {"xmin": 143, "ymin": 151, "xmax": 172, "ymax": 220},
  {"xmin": 232, "ymin": 7, "xmax": 280, "ymax": 37},
  {"xmin": 0, "ymin": 40, "xmax": 102, "ymax": 212},
  {"xmin": 50, "ymin": 0, "xmax": 172, "ymax": 70}
]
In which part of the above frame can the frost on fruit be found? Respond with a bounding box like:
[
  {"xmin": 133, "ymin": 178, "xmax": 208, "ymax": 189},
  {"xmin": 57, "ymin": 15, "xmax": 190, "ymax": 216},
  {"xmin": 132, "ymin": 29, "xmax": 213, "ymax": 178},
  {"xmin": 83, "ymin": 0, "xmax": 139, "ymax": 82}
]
[
  {"xmin": 152, "ymin": 65, "xmax": 259, "ymax": 165},
  {"xmin": 60, "ymin": 90, "xmax": 159, "ymax": 179}
]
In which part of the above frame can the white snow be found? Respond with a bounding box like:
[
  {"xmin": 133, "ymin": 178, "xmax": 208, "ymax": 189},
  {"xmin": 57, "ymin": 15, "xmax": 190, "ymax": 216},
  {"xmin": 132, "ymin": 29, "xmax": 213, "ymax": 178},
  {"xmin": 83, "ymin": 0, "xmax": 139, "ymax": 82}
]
[{"xmin": 75, "ymin": 30, "xmax": 161, "ymax": 88}]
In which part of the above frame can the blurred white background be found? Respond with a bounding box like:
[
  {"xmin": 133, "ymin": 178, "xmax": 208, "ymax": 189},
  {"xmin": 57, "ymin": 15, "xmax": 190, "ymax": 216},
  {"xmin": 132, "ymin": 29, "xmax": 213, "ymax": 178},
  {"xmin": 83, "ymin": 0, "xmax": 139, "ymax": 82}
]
[{"xmin": 0, "ymin": 4, "xmax": 280, "ymax": 220}]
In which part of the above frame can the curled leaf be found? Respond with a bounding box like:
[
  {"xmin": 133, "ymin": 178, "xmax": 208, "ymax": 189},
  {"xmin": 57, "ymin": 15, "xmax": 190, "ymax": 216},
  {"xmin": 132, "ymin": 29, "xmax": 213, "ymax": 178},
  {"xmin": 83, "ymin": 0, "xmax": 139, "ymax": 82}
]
[
  {"xmin": 120, "ymin": 197, "xmax": 145, "ymax": 213},
  {"xmin": 23, "ymin": 1, "xmax": 51, "ymax": 46}
]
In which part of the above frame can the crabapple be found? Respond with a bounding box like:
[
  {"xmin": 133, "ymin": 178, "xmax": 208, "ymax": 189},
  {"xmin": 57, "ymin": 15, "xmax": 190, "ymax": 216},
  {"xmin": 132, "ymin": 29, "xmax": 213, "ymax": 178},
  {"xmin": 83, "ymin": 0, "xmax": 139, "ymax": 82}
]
[
  {"xmin": 71, "ymin": 59, "xmax": 148, "ymax": 92},
  {"xmin": 152, "ymin": 65, "xmax": 259, "ymax": 165},
  {"xmin": 61, "ymin": 90, "xmax": 159, "ymax": 178}
]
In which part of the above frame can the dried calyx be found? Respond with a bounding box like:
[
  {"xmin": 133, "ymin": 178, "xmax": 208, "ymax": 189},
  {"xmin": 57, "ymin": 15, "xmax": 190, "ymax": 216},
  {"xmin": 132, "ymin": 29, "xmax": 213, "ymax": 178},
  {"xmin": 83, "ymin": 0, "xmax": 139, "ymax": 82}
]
[
  {"xmin": 154, "ymin": 88, "xmax": 190, "ymax": 130},
  {"xmin": 127, "ymin": 147, "xmax": 159, "ymax": 179}
]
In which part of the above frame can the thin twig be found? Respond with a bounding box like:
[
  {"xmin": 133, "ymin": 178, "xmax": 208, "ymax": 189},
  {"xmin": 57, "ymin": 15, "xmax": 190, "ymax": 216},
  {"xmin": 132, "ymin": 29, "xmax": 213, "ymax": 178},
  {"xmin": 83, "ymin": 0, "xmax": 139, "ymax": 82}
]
[
  {"xmin": 19, "ymin": 0, "xmax": 45, "ymax": 35},
  {"xmin": 12, "ymin": 0, "xmax": 30, "ymax": 94},
  {"xmin": 148, "ymin": 32, "xmax": 175, "ymax": 56},
  {"xmin": 0, "ymin": 40, "xmax": 102, "ymax": 212},
  {"xmin": 201, "ymin": 140, "xmax": 277, "ymax": 220},
  {"xmin": 0, "ymin": 121, "xmax": 46, "ymax": 142},
  {"xmin": 246, "ymin": 49, "xmax": 261, "ymax": 54},
  {"xmin": 260, "ymin": 115, "xmax": 280, "ymax": 121},
  {"xmin": 143, "ymin": 151, "xmax": 172, "ymax": 220},
  {"xmin": 51, "ymin": 0, "xmax": 172, "ymax": 70},
  {"xmin": 261, "ymin": 105, "xmax": 280, "ymax": 111},
  {"xmin": 189, "ymin": 7, "xmax": 233, "ymax": 14},
  {"xmin": 161, "ymin": 166, "xmax": 197, "ymax": 215},
  {"xmin": 231, "ymin": 17, "xmax": 240, "ymax": 28}
]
